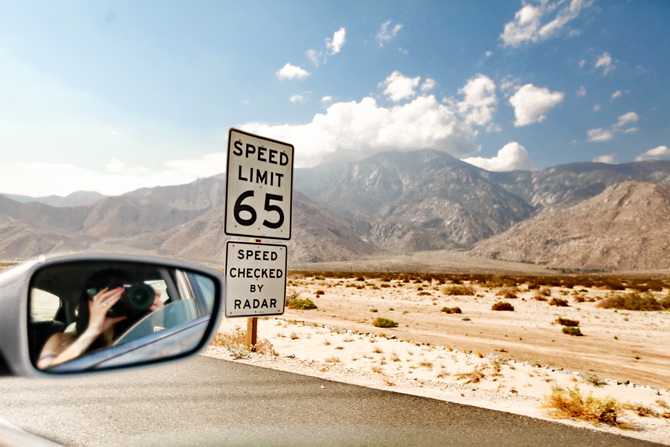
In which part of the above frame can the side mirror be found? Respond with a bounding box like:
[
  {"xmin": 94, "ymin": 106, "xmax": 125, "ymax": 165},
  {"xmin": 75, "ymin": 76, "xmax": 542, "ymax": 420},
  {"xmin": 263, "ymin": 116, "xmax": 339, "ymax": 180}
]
[{"xmin": 0, "ymin": 254, "xmax": 223, "ymax": 376}]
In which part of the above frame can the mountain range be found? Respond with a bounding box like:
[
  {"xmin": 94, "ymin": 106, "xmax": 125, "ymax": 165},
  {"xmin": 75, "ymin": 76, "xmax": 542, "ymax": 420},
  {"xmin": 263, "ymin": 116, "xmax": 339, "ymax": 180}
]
[{"xmin": 2, "ymin": 149, "xmax": 669, "ymax": 271}]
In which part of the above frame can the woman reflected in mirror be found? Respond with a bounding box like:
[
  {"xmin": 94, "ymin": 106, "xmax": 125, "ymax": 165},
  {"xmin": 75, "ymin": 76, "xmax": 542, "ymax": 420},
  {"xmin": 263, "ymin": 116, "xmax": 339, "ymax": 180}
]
[{"xmin": 36, "ymin": 269, "xmax": 162, "ymax": 369}]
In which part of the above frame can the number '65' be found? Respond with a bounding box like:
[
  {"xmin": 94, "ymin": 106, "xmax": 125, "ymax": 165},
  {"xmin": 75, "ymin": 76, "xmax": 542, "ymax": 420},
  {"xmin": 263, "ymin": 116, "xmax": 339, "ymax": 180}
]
[{"xmin": 233, "ymin": 190, "xmax": 285, "ymax": 229}]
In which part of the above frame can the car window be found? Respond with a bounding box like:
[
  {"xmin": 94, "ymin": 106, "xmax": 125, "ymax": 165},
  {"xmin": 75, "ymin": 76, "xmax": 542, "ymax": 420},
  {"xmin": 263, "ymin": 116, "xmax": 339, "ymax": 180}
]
[{"xmin": 30, "ymin": 289, "xmax": 61, "ymax": 322}]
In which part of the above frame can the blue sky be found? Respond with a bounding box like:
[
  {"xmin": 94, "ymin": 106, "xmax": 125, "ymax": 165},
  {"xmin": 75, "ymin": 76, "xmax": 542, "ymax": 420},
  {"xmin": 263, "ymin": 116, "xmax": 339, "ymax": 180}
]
[{"xmin": 1, "ymin": 0, "xmax": 668, "ymax": 197}]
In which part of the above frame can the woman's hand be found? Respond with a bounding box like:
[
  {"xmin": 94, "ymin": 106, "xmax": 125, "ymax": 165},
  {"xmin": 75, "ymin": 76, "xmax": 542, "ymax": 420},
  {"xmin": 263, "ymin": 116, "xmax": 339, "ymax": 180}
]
[{"xmin": 87, "ymin": 287, "xmax": 126, "ymax": 335}]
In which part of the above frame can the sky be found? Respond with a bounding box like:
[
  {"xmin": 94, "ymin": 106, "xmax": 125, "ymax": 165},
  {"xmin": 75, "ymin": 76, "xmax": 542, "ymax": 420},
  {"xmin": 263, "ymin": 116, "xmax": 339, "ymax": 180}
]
[{"xmin": 1, "ymin": 0, "xmax": 669, "ymax": 197}]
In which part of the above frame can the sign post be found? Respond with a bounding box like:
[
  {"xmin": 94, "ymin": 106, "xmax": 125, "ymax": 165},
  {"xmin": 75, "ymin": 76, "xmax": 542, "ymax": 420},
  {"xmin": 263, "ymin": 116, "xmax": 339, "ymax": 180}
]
[{"xmin": 224, "ymin": 129, "xmax": 293, "ymax": 349}]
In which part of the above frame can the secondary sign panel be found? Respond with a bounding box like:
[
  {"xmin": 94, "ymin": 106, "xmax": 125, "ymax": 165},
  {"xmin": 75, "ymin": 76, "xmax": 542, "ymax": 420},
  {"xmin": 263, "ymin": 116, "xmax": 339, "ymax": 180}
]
[
  {"xmin": 225, "ymin": 128, "xmax": 294, "ymax": 240},
  {"xmin": 225, "ymin": 241, "xmax": 287, "ymax": 317}
]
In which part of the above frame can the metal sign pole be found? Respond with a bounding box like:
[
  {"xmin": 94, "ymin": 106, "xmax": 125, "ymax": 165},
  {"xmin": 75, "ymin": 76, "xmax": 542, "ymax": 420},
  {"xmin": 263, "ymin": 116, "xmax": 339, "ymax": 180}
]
[{"xmin": 245, "ymin": 237, "xmax": 262, "ymax": 351}]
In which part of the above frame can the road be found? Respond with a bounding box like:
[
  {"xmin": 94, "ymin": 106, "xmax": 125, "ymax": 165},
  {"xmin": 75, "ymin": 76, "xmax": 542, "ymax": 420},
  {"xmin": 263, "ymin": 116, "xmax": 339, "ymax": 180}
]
[{"xmin": 0, "ymin": 356, "xmax": 660, "ymax": 446}]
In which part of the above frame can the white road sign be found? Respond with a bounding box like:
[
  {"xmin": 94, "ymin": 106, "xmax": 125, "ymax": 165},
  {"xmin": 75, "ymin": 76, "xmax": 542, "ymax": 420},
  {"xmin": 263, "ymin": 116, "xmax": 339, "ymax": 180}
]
[
  {"xmin": 225, "ymin": 241, "xmax": 287, "ymax": 317},
  {"xmin": 225, "ymin": 128, "xmax": 294, "ymax": 239}
]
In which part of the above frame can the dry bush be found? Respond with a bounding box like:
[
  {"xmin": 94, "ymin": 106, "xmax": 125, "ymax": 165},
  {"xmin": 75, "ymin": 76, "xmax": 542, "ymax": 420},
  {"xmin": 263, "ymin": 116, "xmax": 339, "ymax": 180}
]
[
  {"xmin": 441, "ymin": 306, "xmax": 462, "ymax": 314},
  {"xmin": 542, "ymin": 386, "xmax": 627, "ymax": 428},
  {"xmin": 210, "ymin": 329, "xmax": 277, "ymax": 359},
  {"xmin": 562, "ymin": 327, "xmax": 583, "ymax": 336},
  {"xmin": 549, "ymin": 298, "xmax": 569, "ymax": 307},
  {"xmin": 598, "ymin": 292, "xmax": 670, "ymax": 311},
  {"xmin": 372, "ymin": 317, "xmax": 398, "ymax": 328},
  {"xmin": 496, "ymin": 286, "xmax": 519, "ymax": 299},
  {"xmin": 442, "ymin": 285, "xmax": 476, "ymax": 296},
  {"xmin": 556, "ymin": 317, "xmax": 579, "ymax": 327},
  {"xmin": 491, "ymin": 301, "xmax": 514, "ymax": 311}
]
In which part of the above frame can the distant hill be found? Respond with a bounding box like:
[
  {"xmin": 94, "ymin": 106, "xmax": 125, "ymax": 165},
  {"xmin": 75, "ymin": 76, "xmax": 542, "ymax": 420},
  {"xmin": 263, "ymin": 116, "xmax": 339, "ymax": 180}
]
[
  {"xmin": 3, "ymin": 191, "xmax": 106, "ymax": 207},
  {"xmin": 2, "ymin": 150, "xmax": 670, "ymax": 271},
  {"xmin": 472, "ymin": 181, "xmax": 670, "ymax": 271}
]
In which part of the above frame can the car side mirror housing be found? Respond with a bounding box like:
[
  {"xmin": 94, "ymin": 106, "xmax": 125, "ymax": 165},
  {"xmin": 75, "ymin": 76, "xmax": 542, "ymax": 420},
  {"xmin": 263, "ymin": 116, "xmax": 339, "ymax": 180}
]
[{"xmin": 0, "ymin": 254, "xmax": 223, "ymax": 376}]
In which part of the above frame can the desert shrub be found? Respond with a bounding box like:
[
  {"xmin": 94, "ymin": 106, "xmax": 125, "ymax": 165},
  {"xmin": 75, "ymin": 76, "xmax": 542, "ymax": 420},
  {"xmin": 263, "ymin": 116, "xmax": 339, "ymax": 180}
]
[
  {"xmin": 542, "ymin": 386, "xmax": 626, "ymax": 427},
  {"xmin": 491, "ymin": 302, "xmax": 514, "ymax": 311},
  {"xmin": 288, "ymin": 298, "xmax": 318, "ymax": 310},
  {"xmin": 556, "ymin": 317, "xmax": 579, "ymax": 327},
  {"xmin": 441, "ymin": 306, "xmax": 462, "ymax": 314},
  {"xmin": 210, "ymin": 329, "xmax": 277, "ymax": 358},
  {"xmin": 549, "ymin": 298, "xmax": 569, "ymax": 307},
  {"xmin": 597, "ymin": 292, "xmax": 669, "ymax": 311},
  {"xmin": 442, "ymin": 285, "xmax": 476, "ymax": 296},
  {"xmin": 581, "ymin": 372, "xmax": 607, "ymax": 387},
  {"xmin": 372, "ymin": 317, "xmax": 398, "ymax": 328},
  {"xmin": 315, "ymin": 290, "xmax": 325, "ymax": 296},
  {"xmin": 600, "ymin": 278, "xmax": 627, "ymax": 291},
  {"xmin": 496, "ymin": 286, "xmax": 519, "ymax": 299},
  {"xmin": 562, "ymin": 327, "xmax": 583, "ymax": 336}
]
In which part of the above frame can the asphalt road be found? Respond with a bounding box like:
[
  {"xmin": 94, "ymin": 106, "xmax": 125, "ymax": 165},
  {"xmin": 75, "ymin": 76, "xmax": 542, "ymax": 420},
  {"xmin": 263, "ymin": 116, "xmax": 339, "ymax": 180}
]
[{"xmin": 0, "ymin": 356, "xmax": 661, "ymax": 447}]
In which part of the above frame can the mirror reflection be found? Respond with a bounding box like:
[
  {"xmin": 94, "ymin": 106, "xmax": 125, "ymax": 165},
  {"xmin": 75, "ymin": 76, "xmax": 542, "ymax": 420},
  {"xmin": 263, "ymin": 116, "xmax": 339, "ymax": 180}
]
[{"xmin": 29, "ymin": 260, "xmax": 216, "ymax": 372}]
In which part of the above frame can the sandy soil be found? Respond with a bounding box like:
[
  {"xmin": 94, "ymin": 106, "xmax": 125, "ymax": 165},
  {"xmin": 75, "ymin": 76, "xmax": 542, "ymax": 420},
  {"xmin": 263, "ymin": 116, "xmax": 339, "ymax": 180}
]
[{"xmin": 205, "ymin": 273, "xmax": 670, "ymax": 445}]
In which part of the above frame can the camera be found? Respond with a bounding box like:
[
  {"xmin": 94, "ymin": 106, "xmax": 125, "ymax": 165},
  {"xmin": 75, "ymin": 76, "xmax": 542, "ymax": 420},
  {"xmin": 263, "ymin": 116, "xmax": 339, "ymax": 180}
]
[{"xmin": 108, "ymin": 283, "xmax": 156, "ymax": 317}]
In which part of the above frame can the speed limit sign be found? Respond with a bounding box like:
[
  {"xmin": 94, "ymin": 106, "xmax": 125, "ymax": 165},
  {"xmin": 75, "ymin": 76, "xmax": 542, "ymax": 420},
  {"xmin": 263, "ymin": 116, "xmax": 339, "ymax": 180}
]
[{"xmin": 225, "ymin": 128, "xmax": 294, "ymax": 240}]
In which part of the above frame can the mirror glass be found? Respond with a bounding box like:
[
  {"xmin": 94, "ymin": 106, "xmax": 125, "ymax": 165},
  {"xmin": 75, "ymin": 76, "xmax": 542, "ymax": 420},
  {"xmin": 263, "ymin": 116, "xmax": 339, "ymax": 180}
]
[{"xmin": 28, "ymin": 260, "xmax": 218, "ymax": 373}]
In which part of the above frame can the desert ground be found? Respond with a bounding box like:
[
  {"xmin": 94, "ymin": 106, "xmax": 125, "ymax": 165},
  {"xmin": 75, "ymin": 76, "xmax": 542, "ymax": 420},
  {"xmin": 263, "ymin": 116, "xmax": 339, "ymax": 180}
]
[{"xmin": 206, "ymin": 268, "xmax": 670, "ymax": 445}]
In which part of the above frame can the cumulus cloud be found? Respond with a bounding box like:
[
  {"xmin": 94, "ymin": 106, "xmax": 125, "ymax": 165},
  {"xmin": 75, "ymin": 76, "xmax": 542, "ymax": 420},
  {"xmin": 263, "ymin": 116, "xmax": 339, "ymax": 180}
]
[
  {"xmin": 463, "ymin": 142, "xmax": 534, "ymax": 172},
  {"xmin": 509, "ymin": 83, "xmax": 564, "ymax": 126},
  {"xmin": 457, "ymin": 74, "xmax": 497, "ymax": 127},
  {"xmin": 587, "ymin": 111, "xmax": 639, "ymax": 142},
  {"xmin": 308, "ymin": 27, "xmax": 347, "ymax": 66},
  {"xmin": 377, "ymin": 20, "xmax": 403, "ymax": 47},
  {"xmin": 380, "ymin": 71, "xmax": 421, "ymax": 102},
  {"xmin": 594, "ymin": 52, "xmax": 615, "ymax": 75},
  {"xmin": 500, "ymin": 0, "xmax": 592, "ymax": 47},
  {"xmin": 592, "ymin": 153, "xmax": 616, "ymax": 164},
  {"xmin": 636, "ymin": 145, "xmax": 670, "ymax": 162},
  {"xmin": 276, "ymin": 63, "xmax": 310, "ymax": 80},
  {"xmin": 242, "ymin": 95, "xmax": 479, "ymax": 168}
]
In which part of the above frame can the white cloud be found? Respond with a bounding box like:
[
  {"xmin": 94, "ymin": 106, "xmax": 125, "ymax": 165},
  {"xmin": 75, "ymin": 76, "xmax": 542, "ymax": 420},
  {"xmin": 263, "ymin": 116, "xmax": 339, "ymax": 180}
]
[
  {"xmin": 421, "ymin": 78, "xmax": 437, "ymax": 93},
  {"xmin": 509, "ymin": 83, "xmax": 564, "ymax": 126},
  {"xmin": 276, "ymin": 63, "xmax": 310, "ymax": 80},
  {"xmin": 321, "ymin": 96, "xmax": 333, "ymax": 104},
  {"xmin": 326, "ymin": 27, "xmax": 346, "ymax": 55},
  {"xmin": 308, "ymin": 27, "xmax": 346, "ymax": 66},
  {"xmin": 592, "ymin": 153, "xmax": 616, "ymax": 164},
  {"xmin": 594, "ymin": 52, "xmax": 615, "ymax": 75},
  {"xmin": 457, "ymin": 74, "xmax": 497, "ymax": 127},
  {"xmin": 587, "ymin": 128, "xmax": 614, "ymax": 142},
  {"xmin": 614, "ymin": 111, "xmax": 639, "ymax": 129},
  {"xmin": 0, "ymin": 153, "xmax": 228, "ymax": 197},
  {"xmin": 588, "ymin": 111, "xmax": 639, "ymax": 142},
  {"xmin": 576, "ymin": 86, "xmax": 587, "ymax": 97},
  {"xmin": 636, "ymin": 145, "xmax": 670, "ymax": 162},
  {"xmin": 500, "ymin": 0, "xmax": 592, "ymax": 47},
  {"xmin": 463, "ymin": 142, "xmax": 534, "ymax": 172},
  {"xmin": 242, "ymin": 95, "xmax": 479, "ymax": 168},
  {"xmin": 289, "ymin": 94, "xmax": 306, "ymax": 103},
  {"xmin": 611, "ymin": 90, "xmax": 624, "ymax": 99},
  {"xmin": 380, "ymin": 71, "xmax": 421, "ymax": 102},
  {"xmin": 377, "ymin": 20, "xmax": 403, "ymax": 47}
]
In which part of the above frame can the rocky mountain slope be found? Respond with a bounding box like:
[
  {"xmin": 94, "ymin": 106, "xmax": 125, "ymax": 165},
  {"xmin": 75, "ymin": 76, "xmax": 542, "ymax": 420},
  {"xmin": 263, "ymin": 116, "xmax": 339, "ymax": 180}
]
[
  {"xmin": 472, "ymin": 181, "xmax": 670, "ymax": 271},
  {"xmin": 2, "ymin": 150, "xmax": 670, "ymax": 271}
]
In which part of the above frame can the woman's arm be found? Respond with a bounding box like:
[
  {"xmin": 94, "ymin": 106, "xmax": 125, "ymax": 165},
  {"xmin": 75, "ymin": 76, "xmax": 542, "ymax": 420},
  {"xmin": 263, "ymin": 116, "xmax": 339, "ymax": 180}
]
[{"xmin": 36, "ymin": 287, "xmax": 126, "ymax": 369}]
